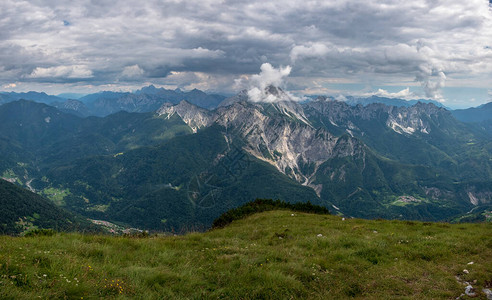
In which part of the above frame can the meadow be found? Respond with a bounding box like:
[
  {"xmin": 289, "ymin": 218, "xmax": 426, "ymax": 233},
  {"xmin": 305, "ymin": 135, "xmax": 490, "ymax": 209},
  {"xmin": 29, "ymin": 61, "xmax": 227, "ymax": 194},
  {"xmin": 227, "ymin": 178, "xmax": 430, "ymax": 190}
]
[{"xmin": 1, "ymin": 210, "xmax": 491, "ymax": 299}]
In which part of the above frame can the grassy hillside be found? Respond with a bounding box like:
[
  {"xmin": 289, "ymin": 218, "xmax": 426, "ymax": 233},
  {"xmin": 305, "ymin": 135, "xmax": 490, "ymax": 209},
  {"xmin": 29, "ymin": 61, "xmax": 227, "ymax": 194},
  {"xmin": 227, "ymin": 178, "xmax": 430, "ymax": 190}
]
[{"xmin": 1, "ymin": 210, "xmax": 491, "ymax": 299}]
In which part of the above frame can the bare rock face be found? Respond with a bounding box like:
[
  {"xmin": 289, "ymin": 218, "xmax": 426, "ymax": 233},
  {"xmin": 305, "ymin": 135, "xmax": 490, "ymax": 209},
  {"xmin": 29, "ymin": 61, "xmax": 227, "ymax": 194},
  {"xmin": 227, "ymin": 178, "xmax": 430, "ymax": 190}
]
[
  {"xmin": 157, "ymin": 100, "xmax": 214, "ymax": 133},
  {"xmin": 305, "ymin": 99, "xmax": 448, "ymax": 136},
  {"xmin": 214, "ymin": 86, "xmax": 363, "ymax": 186},
  {"xmin": 218, "ymin": 89, "xmax": 249, "ymax": 108},
  {"xmin": 218, "ymin": 101, "xmax": 342, "ymax": 183},
  {"xmin": 465, "ymin": 189, "xmax": 492, "ymax": 206},
  {"xmin": 58, "ymin": 99, "xmax": 86, "ymax": 111},
  {"xmin": 158, "ymin": 98, "xmax": 364, "ymax": 189},
  {"xmin": 384, "ymin": 103, "xmax": 443, "ymax": 135}
]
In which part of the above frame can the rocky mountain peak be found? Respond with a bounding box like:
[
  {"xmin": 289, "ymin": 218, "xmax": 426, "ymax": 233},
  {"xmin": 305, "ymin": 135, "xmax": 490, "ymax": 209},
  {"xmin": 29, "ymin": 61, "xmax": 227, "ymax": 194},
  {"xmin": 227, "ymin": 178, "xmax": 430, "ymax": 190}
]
[
  {"xmin": 385, "ymin": 103, "xmax": 448, "ymax": 135},
  {"xmin": 262, "ymin": 100, "xmax": 311, "ymax": 126},
  {"xmin": 157, "ymin": 97, "xmax": 363, "ymax": 189},
  {"xmin": 135, "ymin": 84, "xmax": 159, "ymax": 94},
  {"xmin": 261, "ymin": 85, "xmax": 294, "ymax": 102},
  {"xmin": 154, "ymin": 91, "xmax": 461, "ymax": 194},
  {"xmin": 304, "ymin": 99, "xmax": 447, "ymax": 135},
  {"xmin": 265, "ymin": 85, "xmax": 282, "ymax": 96},
  {"xmin": 218, "ymin": 90, "xmax": 249, "ymax": 108},
  {"xmin": 157, "ymin": 100, "xmax": 213, "ymax": 133}
]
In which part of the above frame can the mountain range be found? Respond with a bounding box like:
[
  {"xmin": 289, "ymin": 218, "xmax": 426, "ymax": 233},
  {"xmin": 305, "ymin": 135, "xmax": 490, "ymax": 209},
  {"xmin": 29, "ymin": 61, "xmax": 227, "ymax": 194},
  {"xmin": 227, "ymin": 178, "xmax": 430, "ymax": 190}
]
[
  {"xmin": 2, "ymin": 85, "xmax": 226, "ymax": 117},
  {"xmin": 342, "ymin": 95, "xmax": 448, "ymax": 109},
  {"xmin": 1, "ymin": 86, "xmax": 491, "ymax": 232}
]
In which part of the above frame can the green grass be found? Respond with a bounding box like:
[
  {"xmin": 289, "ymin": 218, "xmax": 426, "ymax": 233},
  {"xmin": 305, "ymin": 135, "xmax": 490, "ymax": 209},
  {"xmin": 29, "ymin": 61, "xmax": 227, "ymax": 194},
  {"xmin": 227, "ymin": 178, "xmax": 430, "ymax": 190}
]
[
  {"xmin": 1, "ymin": 210, "xmax": 491, "ymax": 299},
  {"xmin": 1, "ymin": 169, "xmax": 22, "ymax": 185},
  {"xmin": 40, "ymin": 187, "xmax": 71, "ymax": 206}
]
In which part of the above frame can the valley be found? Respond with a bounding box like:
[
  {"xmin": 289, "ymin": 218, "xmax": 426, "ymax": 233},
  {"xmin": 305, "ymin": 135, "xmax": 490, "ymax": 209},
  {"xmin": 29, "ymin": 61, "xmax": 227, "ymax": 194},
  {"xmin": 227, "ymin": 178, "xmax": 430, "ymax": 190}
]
[
  {"xmin": 1, "ymin": 87, "xmax": 492, "ymax": 232},
  {"xmin": 1, "ymin": 1, "xmax": 491, "ymax": 298}
]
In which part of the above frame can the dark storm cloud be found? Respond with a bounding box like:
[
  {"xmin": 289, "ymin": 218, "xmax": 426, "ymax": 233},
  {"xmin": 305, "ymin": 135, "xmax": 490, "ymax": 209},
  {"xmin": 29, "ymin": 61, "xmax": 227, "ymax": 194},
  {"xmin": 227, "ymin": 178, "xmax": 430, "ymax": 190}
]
[{"xmin": 0, "ymin": 0, "xmax": 490, "ymax": 98}]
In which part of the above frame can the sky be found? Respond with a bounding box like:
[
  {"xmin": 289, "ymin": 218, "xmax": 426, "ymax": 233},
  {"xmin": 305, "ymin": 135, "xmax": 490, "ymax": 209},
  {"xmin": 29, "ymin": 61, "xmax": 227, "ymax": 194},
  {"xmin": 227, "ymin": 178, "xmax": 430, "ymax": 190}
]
[{"xmin": 0, "ymin": 0, "xmax": 491, "ymax": 108}]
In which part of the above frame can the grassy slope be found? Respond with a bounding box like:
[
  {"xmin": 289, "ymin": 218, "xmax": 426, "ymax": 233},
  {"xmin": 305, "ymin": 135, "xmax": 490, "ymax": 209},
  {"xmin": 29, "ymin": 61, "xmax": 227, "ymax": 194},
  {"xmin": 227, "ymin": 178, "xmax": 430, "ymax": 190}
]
[{"xmin": 1, "ymin": 210, "xmax": 491, "ymax": 299}]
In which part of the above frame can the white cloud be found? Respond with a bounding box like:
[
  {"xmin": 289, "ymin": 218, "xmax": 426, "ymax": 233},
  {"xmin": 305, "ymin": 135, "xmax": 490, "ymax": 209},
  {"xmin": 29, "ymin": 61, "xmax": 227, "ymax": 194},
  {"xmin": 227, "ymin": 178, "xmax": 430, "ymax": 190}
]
[
  {"xmin": 243, "ymin": 63, "xmax": 303, "ymax": 102},
  {"xmin": 28, "ymin": 65, "xmax": 93, "ymax": 79},
  {"xmin": 335, "ymin": 94, "xmax": 347, "ymax": 101},
  {"xmin": 121, "ymin": 65, "xmax": 144, "ymax": 79},
  {"xmin": 365, "ymin": 88, "xmax": 417, "ymax": 100},
  {"xmin": 250, "ymin": 63, "xmax": 291, "ymax": 90},
  {"xmin": 290, "ymin": 43, "xmax": 330, "ymax": 62},
  {"xmin": 248, "ymin": 63, "xmax": 286, "ymax": 102},
  {"xmin": 416, "ymin": 67, "xmax": 446, "ymax": 101},
  {"xmin": 0, "ymin": 0, "xmax": 490, "ymax": 106},
  {"xmin": 3, "ymin": 83, "xmax": 17, "ymax": 89}
]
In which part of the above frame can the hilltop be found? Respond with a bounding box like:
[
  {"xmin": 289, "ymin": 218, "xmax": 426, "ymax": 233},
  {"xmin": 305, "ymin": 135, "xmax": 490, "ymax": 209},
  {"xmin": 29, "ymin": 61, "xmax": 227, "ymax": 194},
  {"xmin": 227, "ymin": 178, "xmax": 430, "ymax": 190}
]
[{"xmin": 0, "ymin": 210, "xmax": 491, "ymax": 299}]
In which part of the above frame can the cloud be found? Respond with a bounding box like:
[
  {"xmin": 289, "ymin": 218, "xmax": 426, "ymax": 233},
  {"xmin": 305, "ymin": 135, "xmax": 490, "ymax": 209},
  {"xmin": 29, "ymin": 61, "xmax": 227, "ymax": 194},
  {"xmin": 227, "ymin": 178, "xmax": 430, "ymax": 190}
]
[
  {"xmin": 244, "ymin": 63, "xmax": 301, "ymax": 102},
  {"xmin": 29, "ymin": 65, "xmax": 93, "ymax": 79},
  {"xmin": 3, "ymin": 83, "xmax": 16, "ymax": 89},
  {"xmin": 0, "ymin": 0, "xmax": 490, "ymax": 107},
  {"xmin": 335, "ymin": 94, "xmax": 347, "ymax": 101},
  {"xmin": 368, "ymin": 88, "xmax": 417, "ymax": 100},
  {"xmin": 290, "ymin": 43, "xmax": 330, "ymax": 62},
  {"xmin": 121, "ymin": 65, "xmax": 144, "ymax": 79},
  {"xmin": 250, "ymin": 63, "xmax": 291, "ymax": 90},
  {"xmin": 415, "ymin": 67, "xmax": 446, "ymax": 101}
]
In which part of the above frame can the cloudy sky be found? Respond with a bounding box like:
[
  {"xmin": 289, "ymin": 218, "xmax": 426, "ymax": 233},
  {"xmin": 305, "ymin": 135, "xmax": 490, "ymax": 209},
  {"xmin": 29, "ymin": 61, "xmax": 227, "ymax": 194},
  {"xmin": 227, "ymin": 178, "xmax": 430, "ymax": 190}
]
[{"xmin": 1, "ymin": 0, "xmax": 491, "ymax": 108}]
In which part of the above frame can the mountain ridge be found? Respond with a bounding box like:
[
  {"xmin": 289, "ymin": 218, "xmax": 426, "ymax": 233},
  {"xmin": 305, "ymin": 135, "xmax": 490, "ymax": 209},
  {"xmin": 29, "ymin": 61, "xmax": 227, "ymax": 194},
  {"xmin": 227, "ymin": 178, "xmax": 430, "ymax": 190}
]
[{"xmin": 0, "ymin": 92, "xmax": 491, "ymax": 231}]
